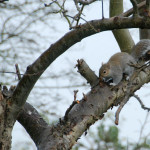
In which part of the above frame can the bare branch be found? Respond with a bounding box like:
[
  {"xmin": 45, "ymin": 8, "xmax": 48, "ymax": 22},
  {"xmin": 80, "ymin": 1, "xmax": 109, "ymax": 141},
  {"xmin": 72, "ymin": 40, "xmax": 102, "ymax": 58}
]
[
  {"xmin": 15, "ymin": 64, "xmax": 21, "ymax": 80},
  {"xmin": 121, "ymin": 1, "xmax": 146, "ymax": 17},
  {"xmin": 77, "ymin": 0, "xmax": 97, "ymax": 5},
  {"xmin": 115, "ymin": 94, "xmax": 130, "ymax": 125},
  {"xmin": 134, "ymin": 94, "xmax": 150, "ymax": 111},
  {"xmin": 17, "ymin": 102, "xmax": 48, "ymax": 145},
  {"xmin": 64, "ymin": 90, "xmax": 79, "ymax": 121},
  {"xmin": 130, "ymin": 0, "xmax": 139, "ymax": 16},
  {"xmin": 76, "ymin": 59, "xmax": 98, "ymax": 87},
  {"xmin": 76, "ymin": 5, "xmax": 85, "ymax": 26}
]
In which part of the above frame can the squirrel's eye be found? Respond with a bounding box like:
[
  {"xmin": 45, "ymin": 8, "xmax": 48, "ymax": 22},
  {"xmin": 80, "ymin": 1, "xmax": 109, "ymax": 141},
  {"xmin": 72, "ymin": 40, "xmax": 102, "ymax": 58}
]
[{"xmin": 103, "ymin": 70, "xmax": 106, "ymax": 74}]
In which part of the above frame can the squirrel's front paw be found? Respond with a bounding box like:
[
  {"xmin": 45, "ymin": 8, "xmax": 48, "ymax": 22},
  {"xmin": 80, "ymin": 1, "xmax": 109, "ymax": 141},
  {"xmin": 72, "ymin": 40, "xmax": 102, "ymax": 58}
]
[
  {"xmin": 109, "ymin": 83, "xmax": 117, "ymax": 86},
  {"xmin": 126, "ymin": 76, "xmax": 130, "ymax": 81}
]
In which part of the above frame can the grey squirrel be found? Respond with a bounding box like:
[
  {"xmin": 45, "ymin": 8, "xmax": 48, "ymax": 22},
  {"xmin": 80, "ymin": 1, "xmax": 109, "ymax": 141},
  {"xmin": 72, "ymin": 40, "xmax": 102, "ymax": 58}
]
[{"xmin": 99, "ymin": 39, "xmax": 150, "ymax": 86}]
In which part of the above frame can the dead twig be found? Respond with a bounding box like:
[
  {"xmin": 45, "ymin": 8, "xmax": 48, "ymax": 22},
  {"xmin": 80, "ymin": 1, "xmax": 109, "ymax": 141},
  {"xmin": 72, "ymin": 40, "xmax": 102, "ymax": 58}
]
[
  {"xmin": 82, "ymin": 93, "xmax": 87, "ymax": 101},
  {"xmin": 76, "ymin": 5, "xmax": 85, "ymax": 26},
  {"xmin": 115, "ymin": 94, "xmax": 130, "ymax": 125},
  {"xmin": 64, "ymin": 90, "xmax": 79, "ymax": 121},
  {"xmin": 134, "ymin": 94, "xmax": 150, "ymax": 111},
  {"xmin": 121, "ymin": 1, "xmax": 145, "ymax": 17},
  {"xmin": 15, "ymin": 64, "xmax": 21, "ymax": 80},
  {"xmin": 130, "ymin": 0, "xmax": 139, "ymax": 16},
  {"xmin": 74, "ymin": 90, "xmax": 79, "ymax": 101}
]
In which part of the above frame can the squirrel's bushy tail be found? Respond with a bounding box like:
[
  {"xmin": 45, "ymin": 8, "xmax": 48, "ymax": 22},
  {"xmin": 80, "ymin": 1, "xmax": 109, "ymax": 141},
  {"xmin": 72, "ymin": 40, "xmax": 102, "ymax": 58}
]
[{"xmin": 131, "ymin": 39, "xmax": 150, "ymax": 62}]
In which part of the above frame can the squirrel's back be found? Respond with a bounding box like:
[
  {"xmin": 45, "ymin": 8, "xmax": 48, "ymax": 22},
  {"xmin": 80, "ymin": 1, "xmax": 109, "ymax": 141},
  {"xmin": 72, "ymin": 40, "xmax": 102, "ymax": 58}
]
[{"xmin": 109, "ymin": 52, "xmax": 135, "ymax": 69}]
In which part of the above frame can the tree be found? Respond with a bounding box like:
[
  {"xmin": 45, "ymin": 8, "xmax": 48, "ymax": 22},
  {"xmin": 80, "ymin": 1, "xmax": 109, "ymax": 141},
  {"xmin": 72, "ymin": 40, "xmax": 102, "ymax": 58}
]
[{"xmin": 0, "ymin": 0, "xmax": 150, "ymax": 149}]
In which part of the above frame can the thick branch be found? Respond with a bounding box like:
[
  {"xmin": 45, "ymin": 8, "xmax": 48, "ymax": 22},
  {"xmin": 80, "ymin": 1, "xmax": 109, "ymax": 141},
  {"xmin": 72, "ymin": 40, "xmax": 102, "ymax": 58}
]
[
  {"xmin": 76, "ymin": 59, "xmax": 98, "ymax": 87},
  {"xmin": 110, "ymin": 0, "xmax": 134, "ymax": 53},
  {"xmin": 17, "ymin": 102, "xmax": 48, "ymax": 145},
  {"xmin": 37, "ymin": 62, "xmax": 150, "ymax": 150},
  {"xmin": 12, "ymin": 15, "xmax": 150, "ymax": 118}
]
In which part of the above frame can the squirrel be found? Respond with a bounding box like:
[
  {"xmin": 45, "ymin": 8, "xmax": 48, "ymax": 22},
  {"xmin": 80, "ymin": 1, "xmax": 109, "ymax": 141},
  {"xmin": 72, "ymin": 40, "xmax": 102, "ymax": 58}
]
[{"xmin": 99, "ymin": 39, "xmax": 150, "ymax": 86}]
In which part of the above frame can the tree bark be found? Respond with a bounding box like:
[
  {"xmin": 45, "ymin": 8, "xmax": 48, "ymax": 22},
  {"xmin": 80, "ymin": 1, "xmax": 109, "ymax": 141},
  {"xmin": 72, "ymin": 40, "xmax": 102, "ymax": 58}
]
[{"xmin": 0, "ymin": 86, "xmax": 16, "ymax": 150}]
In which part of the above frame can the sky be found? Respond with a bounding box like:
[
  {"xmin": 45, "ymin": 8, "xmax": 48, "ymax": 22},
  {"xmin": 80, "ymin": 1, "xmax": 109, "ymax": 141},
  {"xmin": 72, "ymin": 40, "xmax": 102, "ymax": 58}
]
[{"xmin": 10, "ymin": 0, "xmax": 150, "ymax": 149}]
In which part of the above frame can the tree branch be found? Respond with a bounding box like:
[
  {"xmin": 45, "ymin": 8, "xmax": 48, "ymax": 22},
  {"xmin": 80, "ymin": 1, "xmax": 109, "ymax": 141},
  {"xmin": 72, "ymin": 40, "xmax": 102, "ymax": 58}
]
[
  {"xmin": 17, "ymin": 102, "xmax": 48, "ymax": 145},
  {"xmin": 121, "ymin": 1, "xmax": 146, "ymax": 17},
  {"xmin": 37, "ymin": 62, "xmax": 150, "ymax": 149},
  {"xmin": 109, "ymin": 0, "xmax": 134, "ymax": 53},
  {"xmin": 12, "ymin": 15, "xmax": 150, "ymax": 119},
  {"xmin": 76, "ymin": 59, "xmax": 98, "ymax": 87},
  {"xmin": 134, "ymin": 94, "xmax": 150, "ymax": 111},
  {"xmin": 130, "ymin": 0, "xmax": 139, "ymax": 16}
]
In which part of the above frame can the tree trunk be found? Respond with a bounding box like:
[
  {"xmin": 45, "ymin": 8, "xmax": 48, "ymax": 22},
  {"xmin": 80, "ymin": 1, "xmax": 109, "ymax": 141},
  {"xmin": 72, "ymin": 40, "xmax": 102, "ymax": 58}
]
[{"xmin": 0, "ymin": 87, "xmax": 16, "ymax": 150}]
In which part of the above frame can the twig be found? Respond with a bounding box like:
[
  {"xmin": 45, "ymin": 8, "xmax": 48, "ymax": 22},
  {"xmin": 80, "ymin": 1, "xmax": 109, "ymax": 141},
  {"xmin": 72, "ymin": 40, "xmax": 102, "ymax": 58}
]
[
  {"xmin": 130, "ymin": 0, "xmax": 139, "ymax": 16},
  {"xmin": 15, "ymin": 64, "xmax": 21, "ymax": 80},
  {"xmin": 76, "ymin": 5, "xmax": 85, "ymax": 26},
  {"xmin": 78, "ymin": 0, "xmax": 97, "ymax": 5},
  {"xmin": 64, "ymin": 90, "xmax": 79, "ymax": 121},
  {"xmin": 102, "ymin": 0, "xmax": 104, "ymax": 19},
  {"xmin": 74, "ymin": 90, "xmax": 78, "ymax": 101},
  {"xmin": 44, "ymin": 0, "xmax": 57, "ymax": 7},
  {"xmin": 0, "ymin": 70, "xmax": 44, "ymax": 76},
  {"xmin": 82, "ymin": 93, "xmax": 87, "ymax": 101},
  {"xmin": 134, "ymin": 94, "xmax": 150, "ymax": 111},
  {"xmin": 121, "ymin": 1, "xmax": 145, "ymax": 17},
  {"xmin": 129, "ymin": 61, "xmax": 150, "ymax": 70},
  {"xmin": 115, "ymin": 94, "xmax": 130, "ymax": 125},
  {"xmin": 146, "ymin": 0, "xmax": 150, "ymax": 16}
]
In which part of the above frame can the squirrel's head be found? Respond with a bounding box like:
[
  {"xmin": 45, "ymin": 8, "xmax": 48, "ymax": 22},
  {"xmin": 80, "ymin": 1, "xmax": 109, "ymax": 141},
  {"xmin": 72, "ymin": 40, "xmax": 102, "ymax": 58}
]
[
  {"xmin": 99, "ymin": 63, "xmax": 110, "ymax": 78},
  {"xmin": 99, "ymin": 63, "xmax": 113, "ymax": 83}
]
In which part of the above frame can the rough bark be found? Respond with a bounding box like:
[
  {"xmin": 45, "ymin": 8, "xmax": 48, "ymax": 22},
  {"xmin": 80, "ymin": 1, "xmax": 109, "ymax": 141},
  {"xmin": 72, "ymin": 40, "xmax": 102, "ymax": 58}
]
[
  {"xmin": 17, "ymin": 102, "xmax": 48, "ymax": 145},
  {"xmin": 0, "ymin": 86, "xmax": 15, "ymax": 150}
]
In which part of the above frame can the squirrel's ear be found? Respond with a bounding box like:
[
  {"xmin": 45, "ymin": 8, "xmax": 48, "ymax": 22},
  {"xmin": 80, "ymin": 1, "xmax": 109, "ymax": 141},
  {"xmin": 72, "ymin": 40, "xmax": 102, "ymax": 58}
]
[{"xmin": 101, "ymin": 62, "xmax": 104, "ymax": 65}]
